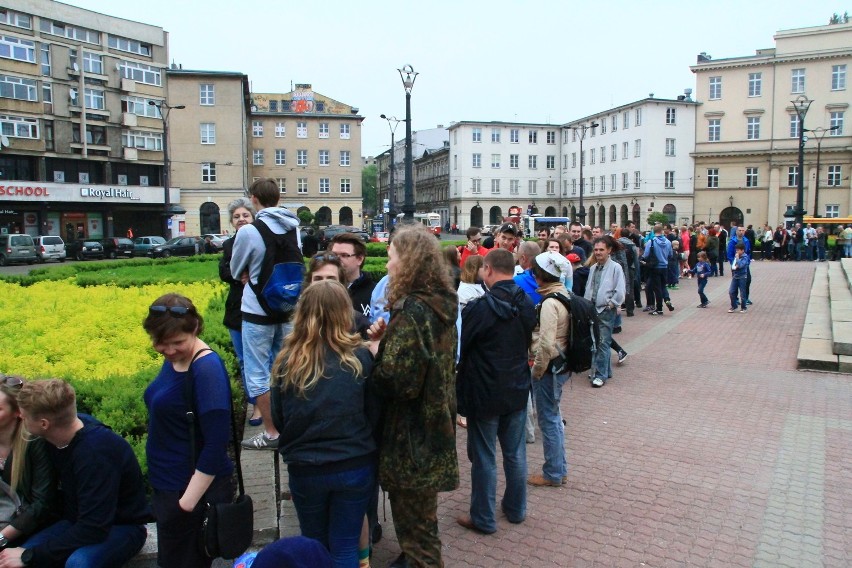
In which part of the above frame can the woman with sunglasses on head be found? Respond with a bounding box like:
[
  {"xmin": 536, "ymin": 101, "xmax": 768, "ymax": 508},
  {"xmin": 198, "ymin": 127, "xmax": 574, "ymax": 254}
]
[
  {"xmin": 0, "ymin": 375, "xmax": 58, "ymax": 551},
  {"xmin": 143, "ymin": 294, "xmax": 234, "ymax": 568}
]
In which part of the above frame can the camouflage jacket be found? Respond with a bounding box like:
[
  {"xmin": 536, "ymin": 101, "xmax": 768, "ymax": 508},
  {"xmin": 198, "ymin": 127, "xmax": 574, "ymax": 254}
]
[{"xmin": 371, "ymin": 288, "xmax": 460, "ymax": 492}]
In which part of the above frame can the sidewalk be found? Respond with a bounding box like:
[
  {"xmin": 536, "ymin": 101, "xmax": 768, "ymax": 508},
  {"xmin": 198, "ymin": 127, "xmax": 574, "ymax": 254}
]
[{"xmin": 245, "ymin": 260, "xmax": 851, "ymax": 567}]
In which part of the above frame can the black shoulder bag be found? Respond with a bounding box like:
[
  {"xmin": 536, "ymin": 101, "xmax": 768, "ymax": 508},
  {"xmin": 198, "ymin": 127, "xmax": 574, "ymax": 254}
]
[{"xmin": 184, "ymin": 348, "xmax": 254, "ymax": 560}]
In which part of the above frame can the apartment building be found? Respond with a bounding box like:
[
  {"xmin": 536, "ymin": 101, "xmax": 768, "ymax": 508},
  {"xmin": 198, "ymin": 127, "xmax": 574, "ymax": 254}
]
[
  {"xmin": 691, "ymin": 22, "xmax": 852, "ymax": 227},
  {"xmin": 562, "ymin": 95, "xmax": 697, "ymax": 230},
  {"xmin": 447, "ymin": 121, "xmax": 561, "ymax": 230},
  {"xmin": 167, "ymin": 69, "xmax": 250, "ymax": 235},
  {"xmin": 248, "ymin": 85, "xmax": 363, "ymax": 227},
  {"xmin": 0, "ymin": 0, "xmax": 170, "ymax": 239},
  {"xmin": 413, "ymin": 145, "xmax": 449, "ymax": 226}
]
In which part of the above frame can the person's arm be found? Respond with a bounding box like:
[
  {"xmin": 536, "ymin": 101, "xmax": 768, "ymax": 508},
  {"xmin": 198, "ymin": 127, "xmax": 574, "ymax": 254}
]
[
  {"xmin": 6, "ymin": 439, "xmax": 58, "ymax": 539},
  {"xmin": 371, "ymin": 302, "xmax": 438, "ymax": 401},
  {"xmin": 219, "ymin": 240, "xmax": 237, "ymax": 284},
  {"xmin": 532, "ymin": 299, "xmax": 558, "ymax": 379},
  {"xmin": 608, "ymin": 264, "xmax": 626, "ymax": 307},
  {"xmin": 229, "ymin": 226, "xmax": 257, "ymax": 283}
]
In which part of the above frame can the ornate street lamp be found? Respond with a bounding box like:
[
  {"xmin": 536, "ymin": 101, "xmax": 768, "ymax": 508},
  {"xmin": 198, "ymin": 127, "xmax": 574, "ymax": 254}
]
[
  {"xmin": 149, "ymin": 100, "xmax": 186, "ymax": 237},
  {"xmin": 398, "ymin": 64, "xmax": 418, "ymax": 222},
  {"xmin": 572, "ymin": 121, "xmax": 599, "ymax": 224},
  {"xmin": 792, "ymin": 95, "xmax": 812, "ymax": 225},
  {"xmin": 379, "ymin": 114, "xmax": 401, "ymax": 229},
  {"xmin": 806, "ymin": 125, "xmax": 840, "ymax": 217}
]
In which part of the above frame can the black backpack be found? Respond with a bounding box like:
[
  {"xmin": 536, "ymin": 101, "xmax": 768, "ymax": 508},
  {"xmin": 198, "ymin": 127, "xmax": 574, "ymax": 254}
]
[
  {"xmin": 537, "ymin": 292, "xmax": 600, "ymax": 374},
  {"xmin": 249, "ymin": 219, "xmax": 304, "ymax": 321}
]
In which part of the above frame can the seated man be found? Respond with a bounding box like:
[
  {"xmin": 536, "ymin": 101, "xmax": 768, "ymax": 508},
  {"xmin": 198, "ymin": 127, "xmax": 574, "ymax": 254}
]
[{"xmin": 0, "ymin": 379, "xmax": 149, "ymax": 568}]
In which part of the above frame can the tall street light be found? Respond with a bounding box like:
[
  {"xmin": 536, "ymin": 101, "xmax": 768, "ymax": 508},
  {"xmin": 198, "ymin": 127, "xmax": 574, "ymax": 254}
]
[
  {"xmin": 806, "ymin": 125, "xmax": 840, "ymax": 218},
  {"xmin": 572, "ymin": 121, "xmax": 599, "ymax": 224},
  {"xmin": 398, "ymin": 64, "xmax": 418, "ymax": 222},
  {"xmin": 791, "ymin": 95, "xmax": 812, "ymax": 225},
  {"xmin": 149, "ymin": 100, "xmax": 186, "ymax": 238},
  {"xmin": 380, "ymin": 114, "xmax": 401, "ymax": 229}
]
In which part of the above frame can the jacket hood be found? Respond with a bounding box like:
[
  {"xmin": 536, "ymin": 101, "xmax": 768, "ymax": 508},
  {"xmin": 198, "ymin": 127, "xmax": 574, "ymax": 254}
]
[
  {"xmin": 654, "ymin": 235, "xmax": 669, "ymax": 244},
  {"xmin": 408, "ymin": 288, "xmax": 458, "ymax": 326},
  {"xmin": 536, "ymin": 281, "xmax": 568, "ymax": 298},
  {"xmin": 482, "ymin": 280, "xmax": 527, "ymax": 321},
  {"xmin": 256, "ymin": 206, "xmax": 300, "ymax": 233}
]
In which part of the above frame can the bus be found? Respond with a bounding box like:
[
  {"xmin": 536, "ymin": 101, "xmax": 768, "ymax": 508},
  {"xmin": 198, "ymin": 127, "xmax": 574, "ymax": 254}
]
[
  {"xmin": 396, "ymin": 212, "xmax": 442, "ymax": 235},
  {"xmin": 523, "ymin": 215, "xmax": 570, "ymax": 237}
]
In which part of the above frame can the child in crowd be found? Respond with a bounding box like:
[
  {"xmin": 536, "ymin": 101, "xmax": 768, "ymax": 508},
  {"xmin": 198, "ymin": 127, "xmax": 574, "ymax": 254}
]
[
  {"xmin": 666, "ymin": 240, "xmax": 681, "ymax": 289},
  {"xmin": 687, "ymin": 251, "xmax": 712, "ymax": 308},
  {"xmin": 728, "ymin": 243, "xmax": 750, "ymax": 313}
]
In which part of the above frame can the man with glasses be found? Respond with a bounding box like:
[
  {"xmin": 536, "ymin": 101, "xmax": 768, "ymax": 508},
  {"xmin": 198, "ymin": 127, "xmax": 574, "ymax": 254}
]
[
  {"xmin": 459, "ymin": 227, "xmax": 490, "ymax": 266},
  {"xmin": 330, "ymin": 233, "xmax": 375, "ymax": 319}
]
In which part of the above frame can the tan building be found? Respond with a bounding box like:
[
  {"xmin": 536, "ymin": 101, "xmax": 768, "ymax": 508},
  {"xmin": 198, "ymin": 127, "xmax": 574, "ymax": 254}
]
[
  {"xmin": 248, "ymin": 85, "xmax": 363, "ymax": 227},
  {"xmin": 414, "ymin": 145, "xmax": 449, "ymax": 221},
  {"xmin": 691, "ymin": 22, "xmax": 852, "ymax": 228},
  {"xmin": 166, "ymin": 69, "xmax": 250, "ymax": 235},
  {"xmin": 0, "ymin": 0, "xmax": 171, "ymax": 238}
]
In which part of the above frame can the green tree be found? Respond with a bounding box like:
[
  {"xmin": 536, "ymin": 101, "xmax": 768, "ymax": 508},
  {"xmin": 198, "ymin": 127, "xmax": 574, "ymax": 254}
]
[
  {"xmin": 829, "ymin": 11, "xmax": 849, "ymax": 24},
  {"xmin": 647, "ymin": 211, "xmax": 669, "ymax": 226},
  {"xmin": 362, "ymin": 164, "xmax": 378, "ymax": 215},
  {"xmin": 297, "ymin": 209, "xmax": 315, "ymax": 226}
]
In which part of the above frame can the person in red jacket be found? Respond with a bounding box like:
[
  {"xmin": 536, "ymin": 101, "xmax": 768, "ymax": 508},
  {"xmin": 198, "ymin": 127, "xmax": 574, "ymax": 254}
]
[{"xmin": 459, "ymin": 226, "xmax": 490, "ymax": 266}]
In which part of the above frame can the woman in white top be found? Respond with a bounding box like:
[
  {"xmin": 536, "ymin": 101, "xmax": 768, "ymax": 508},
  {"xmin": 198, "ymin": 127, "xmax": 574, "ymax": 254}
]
[{"xmin": 457, "ymin": 255, "xmax": 486, "ymax": 308}]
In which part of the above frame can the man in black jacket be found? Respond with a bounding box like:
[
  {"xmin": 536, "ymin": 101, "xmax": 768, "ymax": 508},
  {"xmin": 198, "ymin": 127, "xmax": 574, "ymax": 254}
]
[
  {"xmin": 330, "ymin": 233, "xmax": 375, "ymax": 319},
  {"xmin": 456, "ymin": 249, "xmax": 536, "ymax": 534}
]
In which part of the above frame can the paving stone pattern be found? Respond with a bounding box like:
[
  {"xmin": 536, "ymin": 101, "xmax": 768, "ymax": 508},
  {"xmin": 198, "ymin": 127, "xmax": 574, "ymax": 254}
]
[{"xmin": 244, "ymin": 261, "xmax": 850, "ymax": 567}]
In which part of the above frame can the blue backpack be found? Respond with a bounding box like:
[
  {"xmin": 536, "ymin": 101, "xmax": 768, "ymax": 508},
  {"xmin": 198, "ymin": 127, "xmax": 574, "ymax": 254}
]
[{"xmin": 249, "ymin": 219, "xmax": 304, "ymax": 321}]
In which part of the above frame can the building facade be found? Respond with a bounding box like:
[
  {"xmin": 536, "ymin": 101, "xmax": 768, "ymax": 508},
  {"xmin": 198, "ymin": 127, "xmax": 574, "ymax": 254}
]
[
  {"xmin": 0, "ymin": 0, "xmax": 171, "ymax": 239},
  {"xmin": 562, "ymin": 95, "xmax": 697, "ymax": 230},
  {"xmin": 166, "ymin": 69, "xmax": 249, "ymax": 236},
  {"xmin": 691, "ymin": 22, "xmax": 852, "ymax": 227},
  {"xmin": 248, "ymin": 85, "xmax": 363, "ymax": 227},
  {"xmin": 413, "ymin": 145, "xmax": 449, "ymax": 225}
]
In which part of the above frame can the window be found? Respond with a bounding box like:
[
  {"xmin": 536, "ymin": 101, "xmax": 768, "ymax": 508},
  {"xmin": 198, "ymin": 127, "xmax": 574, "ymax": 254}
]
[
  {"xmin": 121, "ymin": 96, "xmax": 160, "ymax": 118},
  {"xmin": 491, "ymin": 154, "xmax": 500, "ymax": 168},
  {"xmin": 319, "ymin": 150, "xmax": 330, "ymax": 166},
  {"xmin": 275, "ymin": 149, "xmax": 286, "ymax": 165},
  {"xmin": 665, "ymin": 138, "xmax": 676, "ymax": 156},
  {"xmin": 122, "ymin": 130, "xmax": 162, "ymax": 150},
  {"xmin": 572, "ymin": 179, "xmax": 578, "ymax": 194},
  {"xmin": 108, "ymin": 35, "xmax": 150, "ymax": 56},
  {"xmin": 787, "ymin": 166, "xmax": 798, "ymax": 187},
  {"xmin": 789, "ymin": 115, "xmax": 800, "ymax": 138},
  {"xmin": 472, "ymin": 153, "xmax": 481, "ymax": 168},
  {"xmin": 71, "ymin": 51, "xmax": 102, "ymax": 74},
  {"xmin": 611, "ymin": 115, "xmax": 617, "ymax": 132},
  {"xmin": 635, "ymin": 108, "xmax": 642, "ymax": 126},
  {"xmin": 622, "ymin": 172, "xmax": 628, "ymax": 190},
  {"xmin": 0, "ymin": 115, "xmax": 38, "ymax": 139},
  {"xmin": 472, "ymin": 179, "xmax": 481, "ymax": 194},
  {"xmin": 0, "ymin": 36, "xmax": 35, "ymax": 63},
  {"xmin": 42, "ymin": 83, "xmax": 51, "ymax": 103},
  {"xmin": 200, "ymin": 84, "xmax": 214, "ymax": 106},
  {"xmin": 747, "ymin": 117, "xmax": 760, "ymax": 140},
  {"xmin": 666, "ymin": 108, "xmax": 676, "ymax": 125},
  {"xmin": 746, "ymin": 167, "xmax": 759, "ymax": 187},
  {"xmin": 472, "ymin": 128, "xmax": 481, "ymax": 142},
  {"xmin": 277, "ymin": 178, "xmax": 286, "ymax": 193},
  {"xmin": 315, "ymin": 102, "xmax": 325, "ymax": 112},
  {"xmin": 832, "ymin": 64, "xmax": 847, "ymax": 90},
  {"xmin": 318, "ymin": 123, "xmax": 329, "ymax": 138},
  {"xmin": 528, "ymin": 155, "xmax": 537, "ymax": 169},
  {"xmin": 634, "ymin": 171, "xmax": 641, "ymax": 189},
  {"xmin": 611, "ymin": 144, "xmax": 617, "ymax": 161},
  {"xmin": 611, "ymin": 173, "xmax": 617, "ymax": 192},
  {"xmin": 200, "ymin": 123, "xmax": 215, "ymax": 144},
  {"xmin": 828, "ymin": 165, "xmax": 842, "ymax": 187},
  {"xmin": 252, "ymin": 121, "xmax": 263, "ymax": 137},
  {"xmin": 622, "ymin": 141, "xmax": 628, "ymax": 159},
  {"xmin": 275, "ymin": 122, "xmax": 285, "ymax": 137},
  {"xmin": 546, "ymin": 155, "xmax": 555, "ymax": 169},
  {"xmin": 491, "ymin": 128, "xmax": 500, "ymax": 143},
  {"xmin": 297, "ymin": 149, "xmax": 307, "ymax": 166},
  {"xmin": 748, "ymin": 72, "xmax": 762, "ymax": 97},
  {"xmin": 340, "ymin": 178, "xmax": 351, "ymax": 193},
  {"xmin": 826, "ymin": 204, "xmax": 840, "ymax": 218},
  {"xmin": 547, "ymin": 180, "xmax": 555, "ymax": 195},
  {"xmin": 201, "ymin": 162, "xmax": 216, "ymax": 183},
  {"xmin": 709, "ymin": 119, "xmax": 721, "ymax": 142},
  {"xmin": 340, "ymin": 123, "xmax": 350, "ymax": 139},
  {"xmin": 791, "ymin": 69, "xmax": 805, "ymax": 93},
  {"xmin": 269, "ymin": 100, "xmax": 278, "ymax": 112},
  {"xmin": 40, "ymin": 20, "xmax": 99, "ymax": 44},
  {"xmin": 623, "ymin": 111, "xmax": 630, "ymax": 129},
  {"xmin": 634, "ymin": 139, "xmax": 641, "ymax": 157},
  {"xmin": 297, "ymin": 178, "xmax": 308, "ymax": 194},
  {"xmin": 707, "ymin": 168, "xmax": 719, "ymax": 188},
  {"xmin": 599, "ymin": 176, "xmax": 605, "ymax": 192},
  {"xmin": 40, "ymin": 44, "xmax": 50, "ymax": 76},
  {"xmin": 491, "ymin": 179, "xmax": 500, "ymax": 194},
  {"xmin": 528, "ymin": 180, "xmax": 537, "ymax": 195},
  {"xmin": 600, "ymin": 121, "xmax": 607, "ymax": 134},
  {"xmin": 664, "ymin": 171, "xmax": 675, "ymax": 189},
  {"xmin": 297, "ymin": 122, "xmax": 307, "ymax": 138},
  {"xmin": 453, "ymin": 155, "xmax": 458, "ymax": 170},
  {"xmin": 590, "ymin": 148, "xmax": 596, "ymax": 164},
  {"xmin": 510, "ymin": 129, "xmax": 519, "ymax": 143},
  {"xmin": 340, "ymin": 150, "xmax": 350, "ymax": 166},
  {"xmin": 709, "ymin": 76, "xmax": 722, "ymax": 100},
  {"xmin": 571, "ymin": 153, "xmax": 576, "ymax": 168},
  {"xmin": 589, "ymin": 177, "xmax": 595, "ymax": 193},
  {"xmin": 0, "ymin": 9, "xmax": 31, "ymax": 29},
  {"xmin": 510, "ymin": 179, "xmax": 519, "ymax": 195},
  {"xmin": 319, "ymin": 178, "xmax": 330, "ymax": 193},
  {"xmin": 0, "ymin": 75, "xmax": 36, "ymax": 101},
  {"xmin": 119, "ymin": 61, "xmax": 161, "ymax": 86},
  {"xmin": 83, "ymin": 88, "xmax": 104, "ymax": 110},
  {"xmin": 546, "ymin": 131, "xmax": 556, "ymax": 144},
  {"xmin": 253, "ymin": 149, "xmax": 264, "ymax": 165},
  {"xmin": 529, "ymin": 130, "xmax": 537, "ymax": 144},
  {"xmin": 830, "ymin": 111, "xmax": 844, "ymax": 135}
]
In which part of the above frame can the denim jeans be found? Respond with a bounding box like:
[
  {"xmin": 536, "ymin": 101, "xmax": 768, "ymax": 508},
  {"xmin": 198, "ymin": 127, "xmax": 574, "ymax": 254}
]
[
  {"xmin": 845, "ymin": 243, "xmax": 852, "ymax": 258},
  {"xmin": 23, "ymin": 520, "xmax": 146, "ymax": 568},
  {"xmin": 593, "ymin": 307, "xmax": 616, "ymax": 381},
  {"xmin": 288, "ymin": 464, "xmax": 375, "ymax": 567},
  {"xmin": 229, "ymin": 328, "xmax": 255, "ymax": 405},
  {"xmin": 697, "ymin": 277, "xmax": 708, "ymax": 305},
  {"xmin": 533, "ymin": 371, "xmax": 568, "ymax": 484},
  {"xmin": 467, "ymin": 408, "xmax": 527, "ymax": 532},
  {"xmin": 729, "ymin": 278, "xmax": 748, "ymax": 309},
  {"xmin": 817, "ymin": 244, "xmax": 826, "ymax": 261},
  {"xmin": 242, "ymin": 321, "xmax": 290, "ymax": 398}
]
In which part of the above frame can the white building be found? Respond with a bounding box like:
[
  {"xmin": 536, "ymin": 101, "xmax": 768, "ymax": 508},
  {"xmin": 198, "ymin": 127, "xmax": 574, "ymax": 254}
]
[{"xmin": 562, "ymin": 94, "xmax": 698, "ymax": 230}]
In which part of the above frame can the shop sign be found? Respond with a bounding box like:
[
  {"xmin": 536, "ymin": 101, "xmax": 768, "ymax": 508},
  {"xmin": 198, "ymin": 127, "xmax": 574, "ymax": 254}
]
[{"xmin": 0, "ymin": 182, "xmax": 179, "ymax": 205}]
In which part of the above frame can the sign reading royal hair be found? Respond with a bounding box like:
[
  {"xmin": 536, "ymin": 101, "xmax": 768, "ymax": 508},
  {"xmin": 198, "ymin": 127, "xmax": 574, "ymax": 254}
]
[{"xmin": 0, "ymin": 182, "xmax": 179, "ymax": 205}]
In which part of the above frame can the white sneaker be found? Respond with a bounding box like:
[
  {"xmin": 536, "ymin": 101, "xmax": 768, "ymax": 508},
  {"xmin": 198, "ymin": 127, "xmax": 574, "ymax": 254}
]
[
  {"xmin": 240, "ymin": 432, "xmax": 279, "ymax": 450},
  {"xmin": 591, "ymin": 378, "xmax": 605, "ymax": 388}
]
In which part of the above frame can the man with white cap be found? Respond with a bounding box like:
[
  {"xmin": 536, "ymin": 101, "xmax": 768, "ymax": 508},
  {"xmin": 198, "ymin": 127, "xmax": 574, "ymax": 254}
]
[{"xmin": 528, "ymin": 251, "xmax": 572, "ymax": 487}]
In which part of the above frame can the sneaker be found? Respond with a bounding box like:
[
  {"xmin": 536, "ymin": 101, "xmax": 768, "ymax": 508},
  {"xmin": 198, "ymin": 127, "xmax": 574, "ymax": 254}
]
[
  {"xmin": 665, "ymin": 300, "xmax": 675, "ymax": 312},
  {"xmin": 728, "ymin": 308, "xmax": 737, "ymax": 313},
  {"xmin": 617, "ymin": 350, "xmax": 629, "ymax": 365},
  {"xmin": 746, "ymin": 299, "xmax": 753, "ymax": 305},
  {"xmin": 642, "ymin": 306, "xmax": 654, "ymax": 312},
  {"xmin": 240, "ymin": 432, "xmax": 279, "ymax": 450},
  {"xmin": 740, "ymin": 308, "xmax": 747, "ymax": 313},
  {"xmin": 613, "ymin": 326, "xmax": 622, "ymax": 334},
  {"xmin": 697, "ymin": 303, "xmax": 708, "ymax": 308},
  {"xmin": 591, "ymin": 377, "xmax": 605, "ymax": 387},
  {"xmin": 649, "ymin": 310, "xmax": 664, "ymax": 316}
]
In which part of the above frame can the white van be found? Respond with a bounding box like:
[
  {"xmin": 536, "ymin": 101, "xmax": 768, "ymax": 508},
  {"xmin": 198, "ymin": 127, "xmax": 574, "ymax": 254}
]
[{"xmin": 34, "ymin": 235, "xmax": 66, "ymax": 263}]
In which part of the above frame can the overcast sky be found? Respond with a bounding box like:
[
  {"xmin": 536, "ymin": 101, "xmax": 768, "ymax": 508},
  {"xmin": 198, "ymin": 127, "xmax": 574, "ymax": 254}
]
[{"xmin": 66, "ymin": 0, "xmax": 847, "ymax": 158}]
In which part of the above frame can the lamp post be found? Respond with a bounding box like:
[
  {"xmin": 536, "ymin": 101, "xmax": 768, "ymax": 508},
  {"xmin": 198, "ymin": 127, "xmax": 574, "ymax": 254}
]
[
  {"xmin": 380, "ymin": 114, "xmax": 401, "ymax": 229},
  {"xmin": 149, "ymin": 100, "xmax": 185, "ymax": 238},
  {"xmin": 792, "ymin": 95, "xmax": 812, "ymax": 225},
  {"xmin": 398, "ymin": 64, "xmax": 418, "ymax": 222},
  {"xmin": 572, "ymin": 121, "xmax": 599, "ymax": 224},
  {"xmin": 806, "ymin": 125, "xmax": 840, "ymax": 218}
]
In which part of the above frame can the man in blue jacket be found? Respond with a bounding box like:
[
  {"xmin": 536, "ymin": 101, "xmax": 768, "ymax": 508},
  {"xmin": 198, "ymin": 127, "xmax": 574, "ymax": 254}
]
[
  {"xmin": 456, "ymin": 249, "xmax": 536, "ymax": 534},
  {"xmin": 642, "ymin": 224, "xmax": 673, "ymax": 315}
]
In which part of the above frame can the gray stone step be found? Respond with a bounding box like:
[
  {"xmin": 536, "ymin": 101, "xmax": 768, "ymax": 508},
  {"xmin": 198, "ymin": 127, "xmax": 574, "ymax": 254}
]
[
  {"xmin": 828, "ymin": 262, "xmax": 852, "ymax": 356},
  {"xmin": 798, "ymin": 263, "xmax": 838, "ymax": 371}
]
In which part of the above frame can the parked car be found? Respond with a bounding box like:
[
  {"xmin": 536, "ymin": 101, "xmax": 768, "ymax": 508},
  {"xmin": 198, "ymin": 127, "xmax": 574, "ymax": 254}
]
[
  {"xmin": 66, "ymin": 240, "xmax": 104, "ymax": 261},
  {"xmin": 200, "ymin": 234, "xmax": 228, "ymax": 251},
  {"xmin": 132, "ymin": 236, "xmax": 166, "ymax": 255},
  {"xmin": 480, "ymin": 225, "xmax": 494, "ymax": 237},
  {"xmin": 148, "ymin": 236, "xmax": 201, "ymax": 258},
  {"xmin": 33, "ymin": 235, "xmax": 66, "ymax": 263},
  {"xmin": 0, "ymin": 234, "xmax": 37, "ymax": 266},
  {"xmin": 101, "ymin": 237, "xmax": 135, "ymax": 259},
  {"xmin": 319, "ymin": 225, "xmax": 371, "ymax": 250},
  {"xmin": 370, "ymin": 231, "xmax": 390, "ymax": 243}
]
